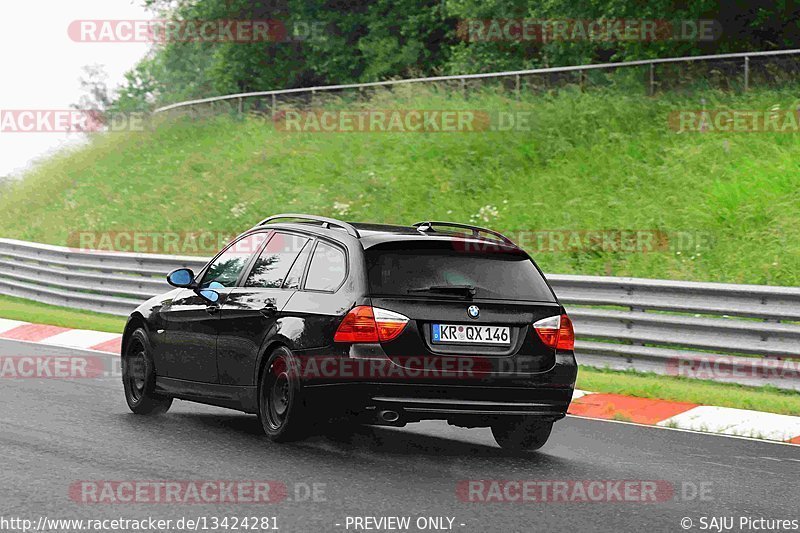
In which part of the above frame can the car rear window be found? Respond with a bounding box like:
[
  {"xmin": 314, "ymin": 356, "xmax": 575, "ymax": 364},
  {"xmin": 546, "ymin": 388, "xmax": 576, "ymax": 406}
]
[{"xmin": 365, "ymin": 248, "xmax": 555, "ymax": 302}]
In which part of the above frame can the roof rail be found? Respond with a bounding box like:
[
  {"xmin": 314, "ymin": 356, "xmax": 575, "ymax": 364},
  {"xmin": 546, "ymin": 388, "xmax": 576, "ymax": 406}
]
[
  {"xmin": 413, "ymin": 221, "xmax": 515, "ymax": 246},
  {"xmin": 255, "ymin": 213, "xmax": 361, "ymax": 238}
]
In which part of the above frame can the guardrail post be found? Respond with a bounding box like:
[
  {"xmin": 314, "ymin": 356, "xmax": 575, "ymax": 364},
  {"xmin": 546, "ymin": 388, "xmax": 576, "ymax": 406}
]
[
  {"xmin": 238, "ymin": 97, "xmax": 243, "ymax": 115},
  {"xmin": 271, "ymin": 94, "xmax": 276, "ymax": 119},
  {"xmin": 648, "ymin": 63, "xmax": 655, "ymax": 96},
  {"xmin": 515, "ymin": 74, "xmax": 520, "ymax": 99},
  {"xmin": 744, "ymin": 55, "xmax": 750, "ymax": 92},
  {"xmin": 579, "ymin": 69, "xmax": 585, "ymax": 92}
]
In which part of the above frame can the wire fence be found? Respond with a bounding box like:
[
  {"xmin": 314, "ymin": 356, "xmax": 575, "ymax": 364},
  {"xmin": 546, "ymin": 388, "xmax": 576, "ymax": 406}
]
[{"xmin": 153, "ymin": 49, "xmax": 800, "ymax": 117}]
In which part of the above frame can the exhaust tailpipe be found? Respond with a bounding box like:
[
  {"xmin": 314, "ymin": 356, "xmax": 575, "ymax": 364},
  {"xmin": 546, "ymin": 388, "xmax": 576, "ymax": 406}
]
[{"xmin": 379, "ymin": 410, "xmax": 400, "ymax": 423}]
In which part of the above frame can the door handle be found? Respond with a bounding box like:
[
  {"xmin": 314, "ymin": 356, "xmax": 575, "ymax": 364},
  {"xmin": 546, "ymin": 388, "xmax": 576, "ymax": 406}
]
[
  {"xmin": 260, "ymin": 303, "xmax": 278, "ymax": 317},
  {"xmin": 205, "ymin": 305, "xmax": 220, "ymax": 314}
]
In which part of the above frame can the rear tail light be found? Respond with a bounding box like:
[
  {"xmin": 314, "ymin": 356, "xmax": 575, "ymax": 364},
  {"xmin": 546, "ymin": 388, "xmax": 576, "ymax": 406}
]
[
  {"xmin": 533, "ymin": 313, "xmax": 575, "ymax": 351},
  {"xmin": 334, "ymin": 306, "xmax": 409, "ymax": 343}
]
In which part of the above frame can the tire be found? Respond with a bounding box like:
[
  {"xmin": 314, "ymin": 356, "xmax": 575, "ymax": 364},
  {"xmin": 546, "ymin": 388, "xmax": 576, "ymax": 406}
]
[
  {"xmin": 122, "ymin": 328, "xmax": 173, "ymax": 415},
  {"xmin": 491, "ymin": 418, "xmax": 553, "ymax": 451},
  {"xmin": 257, "ymin": 346, "xmax": 309, "ymax": 442}
]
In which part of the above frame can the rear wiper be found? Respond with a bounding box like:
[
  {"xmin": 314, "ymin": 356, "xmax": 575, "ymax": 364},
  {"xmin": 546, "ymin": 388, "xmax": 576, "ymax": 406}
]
[{"xmin": 407, "ymin": 285, "xmax": 477, "ymax": 299}]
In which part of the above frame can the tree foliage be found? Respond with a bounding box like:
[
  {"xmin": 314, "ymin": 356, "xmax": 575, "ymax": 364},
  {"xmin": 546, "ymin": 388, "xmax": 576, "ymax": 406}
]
[{"xmin": 111, "ymin": 0, "xmax": 800, "ymax": 110}]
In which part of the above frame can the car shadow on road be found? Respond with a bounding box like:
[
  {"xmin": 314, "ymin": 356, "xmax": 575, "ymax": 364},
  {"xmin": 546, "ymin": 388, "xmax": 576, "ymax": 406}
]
[
  {"xmin": 317, "ymin": 424, "xmax": 566, "ymax": 462},
  {"xmin": 177, "ymin": 412, "xmax": 568, "ymax": 463}
]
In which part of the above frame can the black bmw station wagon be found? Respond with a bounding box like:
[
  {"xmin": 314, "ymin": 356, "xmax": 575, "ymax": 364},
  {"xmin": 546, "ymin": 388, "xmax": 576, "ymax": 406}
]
[{"xmin": 122, "ymin": 215, "xmax": 577, "ymax": 451}]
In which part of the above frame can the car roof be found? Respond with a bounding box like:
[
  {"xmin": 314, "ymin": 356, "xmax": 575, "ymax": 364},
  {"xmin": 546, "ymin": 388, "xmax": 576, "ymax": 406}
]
[
  {"xmin": 250, "ymin": 217, "xmax": 522, "ymax": 253},
  {"xmin": 350, "ymin": 222, "xmax": 518, "ymax": 251}
]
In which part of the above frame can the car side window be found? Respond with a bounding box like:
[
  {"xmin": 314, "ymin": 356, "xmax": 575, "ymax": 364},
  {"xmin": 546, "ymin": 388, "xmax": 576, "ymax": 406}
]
[
  {"xmin": 245, "ymin": 233, "xmax": 310, "ymax": 288},
  {"xmin": 200, "ymin": 233, "xmax": 268, "ymax": 288},
  {"xmin": 304, "ymin": 241, "xmax": 347, "ymax": 292},
  {"xmin": 282, "ymin": 239, "xmax": 313, "ymax": 289}
]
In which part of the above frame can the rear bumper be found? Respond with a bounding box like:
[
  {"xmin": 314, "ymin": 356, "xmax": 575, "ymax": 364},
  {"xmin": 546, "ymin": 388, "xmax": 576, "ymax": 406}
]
[
  {"xmin": 370, "ymin": 385, "xmax": 571, "ymax": 420},
  {"xmin": 303, "ymin": 351, "xmax": 577, "ymax": 424}
]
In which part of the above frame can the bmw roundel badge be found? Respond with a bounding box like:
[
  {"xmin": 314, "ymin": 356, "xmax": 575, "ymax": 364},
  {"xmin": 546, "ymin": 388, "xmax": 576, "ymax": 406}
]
[{"xmin": 468, "ymin": 305, "xmax": 480, "ymax": 319}]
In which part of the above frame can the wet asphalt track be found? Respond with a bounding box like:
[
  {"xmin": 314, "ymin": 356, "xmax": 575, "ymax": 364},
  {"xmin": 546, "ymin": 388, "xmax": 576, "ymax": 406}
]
[{"xmin": 1, "ymin": 338, "xmax": 798, "ymax": 533}]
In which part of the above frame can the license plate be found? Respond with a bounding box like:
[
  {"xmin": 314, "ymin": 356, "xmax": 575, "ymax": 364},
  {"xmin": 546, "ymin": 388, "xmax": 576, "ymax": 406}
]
[{"xmin": 432, "ymin": 324, "xmax": 511, "ymax": 345}]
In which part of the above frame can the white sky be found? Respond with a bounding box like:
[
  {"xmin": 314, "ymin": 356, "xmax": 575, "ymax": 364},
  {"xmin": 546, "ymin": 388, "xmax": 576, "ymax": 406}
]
[{"xmin": 0, "ymin": 0, "xmax": 153, "ymax": 177}]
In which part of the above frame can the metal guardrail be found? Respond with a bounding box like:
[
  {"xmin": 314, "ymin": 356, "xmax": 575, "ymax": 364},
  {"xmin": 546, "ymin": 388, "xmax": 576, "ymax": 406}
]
[
  {"xmin": 1, "ymin": 237, "xmax": 798, "ymax": 389},
  {"xmin": 153, "ymin": 48, "xmax": 800, "ymax": 114},
  {"xmin": 554, "ymin": 274, "xmax": 800, "ymax": 390},
  {"xmin": 0, "ymin": 238, "xmax": 205, "ymax": 316}
]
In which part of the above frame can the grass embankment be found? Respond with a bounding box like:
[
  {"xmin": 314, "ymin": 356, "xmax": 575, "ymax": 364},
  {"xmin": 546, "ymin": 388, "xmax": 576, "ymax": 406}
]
[{"xmin": 0, "ymin": 85, "xmax": 798, "ymax": 284}]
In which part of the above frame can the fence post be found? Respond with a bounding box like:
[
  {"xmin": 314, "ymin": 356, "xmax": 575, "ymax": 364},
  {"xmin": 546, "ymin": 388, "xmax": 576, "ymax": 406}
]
[
  {"xmin": 271, "ymin": 94, "xmax": 276, "ymax": 119},
  {"xmin": 460, "ymin": 78, "xmax": 467, "ymax": 99},
  {"xmin": 515, "ymin": 74, "xmax": 520, "ymax": 99},
  {"xmin": 238, "ymin": 97, "xmax": 243, "ymax": 115},
  {"xmin": 744, "ymin": 55, "xmax": 750, "ymax": 92},
  {"xmin": 579, "ymin": 69, "xmax": 585, "ymax": 92},
  {"xmin": 649, "ymin": 63, "xmax": 655, "ymax": 96}
]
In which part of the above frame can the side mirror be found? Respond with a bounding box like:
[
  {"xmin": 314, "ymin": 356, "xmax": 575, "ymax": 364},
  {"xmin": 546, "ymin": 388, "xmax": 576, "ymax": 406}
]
[
  {"xmin": 198, "ymin": 289, "xmax": 220, "ymax": 304},
  {"xmin": 167, "ymin": 268, "xmax": 195, "ymax": 288}
]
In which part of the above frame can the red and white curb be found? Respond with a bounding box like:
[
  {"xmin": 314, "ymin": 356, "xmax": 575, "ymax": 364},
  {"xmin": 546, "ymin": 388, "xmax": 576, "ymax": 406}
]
[
  {"xmin": 570, "ymin": 390, "xmax": 800, "ymax": 444},
  {"xmin": 0, "ymin": 318, "xmax": 122, "ymax": 354},
  {"xmin": 1, "ymin": 319, "xmax": 798, "ymax": 445}
]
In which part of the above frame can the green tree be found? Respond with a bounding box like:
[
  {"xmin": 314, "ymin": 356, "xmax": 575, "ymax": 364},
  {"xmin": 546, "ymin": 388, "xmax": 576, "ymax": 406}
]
[{"xmin": 113, "ymin": 0, "xmax": 800, "ymax": 109}]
